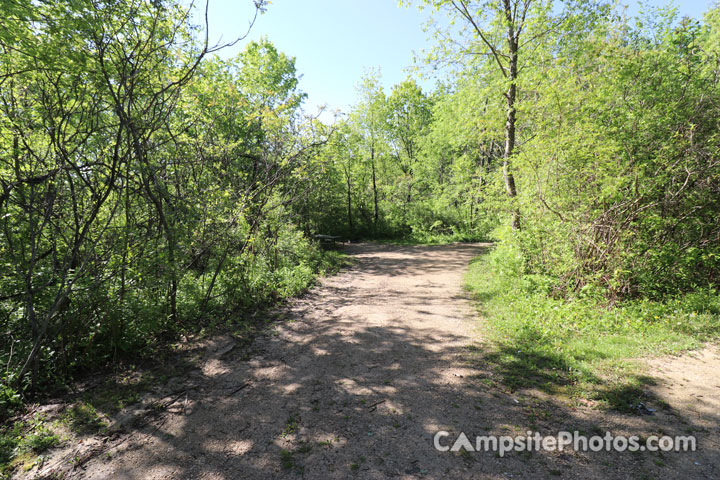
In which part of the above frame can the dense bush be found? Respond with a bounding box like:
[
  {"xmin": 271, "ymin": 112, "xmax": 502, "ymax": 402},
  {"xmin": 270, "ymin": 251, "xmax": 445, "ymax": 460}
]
[
  {"xmin": 0, "ymin": 0, "xmax": 336, "ymax": 400},
  {"xmin": 465, "ymin": 243, "xmax": 720, "ymax": 407},
  {"xmin": 508, "ymin": 12, "xmax": 720, "ymax": 298}
]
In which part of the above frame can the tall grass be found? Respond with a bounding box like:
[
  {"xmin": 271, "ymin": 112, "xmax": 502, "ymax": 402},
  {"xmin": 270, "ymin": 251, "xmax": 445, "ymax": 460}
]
[{"xmin": 465, "ymin": 243, "xmax": 720, "ymax": 410}]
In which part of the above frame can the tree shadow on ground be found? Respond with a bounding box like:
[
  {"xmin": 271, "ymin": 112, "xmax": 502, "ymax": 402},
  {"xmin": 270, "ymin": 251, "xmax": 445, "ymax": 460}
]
[
  {"xmin": 34, "ymin": 243, "xmax": 720, "ymax": 480},
  {"xmin": 472, "ymin": 324, "xmax": 661, "ymax": 413}
]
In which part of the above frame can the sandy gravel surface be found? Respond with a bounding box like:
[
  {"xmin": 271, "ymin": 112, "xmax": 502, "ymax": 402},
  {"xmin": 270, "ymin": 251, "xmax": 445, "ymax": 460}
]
[{"xmin": 25, "ymin": 243, "xmax": 719, "ymax": 479}]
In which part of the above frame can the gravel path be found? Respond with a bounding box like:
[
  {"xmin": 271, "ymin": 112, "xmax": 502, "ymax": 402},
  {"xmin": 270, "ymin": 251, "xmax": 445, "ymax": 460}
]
[
  {"xmin": 78, "ymin": 243, "xmax": 500, "ymax": 479},
  {"xmin": 44, "ymin": 243, "xmax": 719, "ymax": 480}
]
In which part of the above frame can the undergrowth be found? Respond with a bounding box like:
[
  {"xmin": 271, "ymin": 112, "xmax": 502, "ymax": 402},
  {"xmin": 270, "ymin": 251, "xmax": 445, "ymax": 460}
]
[
  {"xmin": 0, "ymin": 414, "xmax": 60, "ymax": 477},
  {"xmin": 0, "ymin": 245, "xmax": 349, "ymax": 476},
  {"xmin": 378, "ymin": 231, "xmax": 490, "ymax": 246},
  {"xmin": 465, "ymin": 242, "xmax": 720, "ymax": 411}
]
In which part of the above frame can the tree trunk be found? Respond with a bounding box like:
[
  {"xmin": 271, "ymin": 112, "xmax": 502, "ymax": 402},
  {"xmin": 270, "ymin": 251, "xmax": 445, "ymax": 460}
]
[
  {"xmin": 346, "ymin": 173, "xmax": 353, "ymax": 233},
  {"xmin": 371, "ymin": 147, "xmax": 379, "ymax": 230},
  {"xmin": 503, "ymin": 8, "xmax": 521, "ymax": 230}
]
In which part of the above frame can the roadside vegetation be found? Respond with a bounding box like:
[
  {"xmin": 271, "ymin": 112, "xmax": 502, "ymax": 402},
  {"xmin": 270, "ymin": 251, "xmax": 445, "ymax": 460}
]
[
  {"xmin": 466, "ymin": 242, "xmax": 720, "ymax": 410},
  {"xmin": 1, "ymin": 0, "xmax": 719, "ymax": 474}
]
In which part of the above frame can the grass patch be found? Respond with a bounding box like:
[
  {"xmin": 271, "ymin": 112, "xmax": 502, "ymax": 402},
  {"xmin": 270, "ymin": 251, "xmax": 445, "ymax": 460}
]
[
  {"xmin": 282, "ymin": 413, "xmax": 300, "ymax": 437},
  {"xmin": 315, "ymin": 249, "xmax": 353, "ymax": 275},
  {"xmin": 280, "ymin": 449, "xmax": 295, "ymax": 470},
  {"xmin": 279, "ymin": 445, "xmax": 310, "ymax": 474},
  {"xmin": 62, "ymin": 402, "xmax": 106, "ymax": 435},
  {"xmin": 349, "ymin": 455, "xmax": 366, "ymax": 473},
  {"xmin": 375, "ymin": 231, "xmax": 490, "ymax": 246},
  {"xmin": 465, "ymin": 246, "xmax": 720, "ymax": 411},
  {"xmin": 0, "ymin": 414, "xmax": 60, "ymax": 475}
]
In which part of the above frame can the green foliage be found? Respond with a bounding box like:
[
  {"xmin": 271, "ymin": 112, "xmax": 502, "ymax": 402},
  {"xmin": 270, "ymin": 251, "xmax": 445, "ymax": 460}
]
[
  {"xmin": 22, "ymin": 429, "xmax": 59, "ymax": 454},
  {"xmin": 466, "ymin": 245, "xmax": 720, "ymax": 408},
  {"xmin": 405, "ymin": 0, "xmax": 720, "ymax": 300},
  {"xmin": 0, "ymin": 0, "xmax": 336, "ymax": 398},
  {"xmin": 62, "ymin": 403, "xmax": 106, "ymax": 435},
  {"xmin": 504, "ymin": 7, "xmax": 720, "ymax": 298},
  {"xmin": 0, "ymin": 378, "xmax": 21, "ymax": 422},
  {"xmin": 2, "ymin": 0, "xmax": 719, "ymax": 419},
  {"xmin": 317, "ymin": 72, "xmax": 499, "ymax": 240},
  {"xmin": 379, "ymin": 230, "xmax": 490, "ymax": 246},
  {"xmin": 0, "ymin": 415, "xmax": 60, "ymax": 474}
]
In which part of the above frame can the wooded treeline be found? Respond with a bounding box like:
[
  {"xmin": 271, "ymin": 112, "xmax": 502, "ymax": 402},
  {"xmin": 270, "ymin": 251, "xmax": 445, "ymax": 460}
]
[
  {"xmin": 2, "ymin": 0, "xmax": 719, "ymax": 409},
  {"xmin": 332, "ymin": 0, "xmax": 720, "ymax": 300},
  {"xmin": 0, "ymin": 0, "xmax": 337, "ymax": 403}
]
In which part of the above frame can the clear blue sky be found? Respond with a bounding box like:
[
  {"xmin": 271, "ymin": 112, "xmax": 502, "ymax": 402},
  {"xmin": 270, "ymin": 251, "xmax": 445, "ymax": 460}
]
[{"xmin": 198, "ymin": 0, "xmax": 712, "ymax": 116}]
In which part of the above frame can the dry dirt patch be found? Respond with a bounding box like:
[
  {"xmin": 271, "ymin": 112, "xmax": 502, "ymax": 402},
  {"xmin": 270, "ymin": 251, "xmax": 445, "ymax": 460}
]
[{"xmin": 16, "ymin": 243, "xmax": 720, "ymax": 479}]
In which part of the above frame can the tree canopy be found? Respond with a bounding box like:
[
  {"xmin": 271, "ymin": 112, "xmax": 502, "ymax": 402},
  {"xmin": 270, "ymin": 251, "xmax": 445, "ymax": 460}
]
[{"xmin": 1, "ymin": 0, "xmax": 719, "ymax": 409}]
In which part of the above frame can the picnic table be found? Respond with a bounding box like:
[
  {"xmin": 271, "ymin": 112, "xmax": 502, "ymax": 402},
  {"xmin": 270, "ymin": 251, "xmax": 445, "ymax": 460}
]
[{"xmin": 314, "ymin": 234, "xmax": 344, "ymax": 246}]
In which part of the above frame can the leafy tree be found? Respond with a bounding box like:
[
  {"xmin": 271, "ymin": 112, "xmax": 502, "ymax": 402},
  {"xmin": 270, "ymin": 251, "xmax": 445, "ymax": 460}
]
[
  {"xmin": 349, "ymin": 72, "xmax": 388, "ymax": 232},
  {"xmin": 386, "ymin": 79, "xmax": 432, "ymax": 215}
]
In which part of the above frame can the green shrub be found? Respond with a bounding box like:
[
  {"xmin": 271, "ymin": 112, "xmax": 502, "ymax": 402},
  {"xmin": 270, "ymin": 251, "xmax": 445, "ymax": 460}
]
[{"xmin": 466, "ymin": 245, "xmax": 720, "ymax": 409}]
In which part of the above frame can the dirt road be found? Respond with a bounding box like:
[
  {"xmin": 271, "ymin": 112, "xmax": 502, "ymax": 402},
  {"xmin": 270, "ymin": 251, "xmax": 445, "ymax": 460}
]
[{"xmin": 36, "ymin": 243, "xmax": 718, "ymax": 479}]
